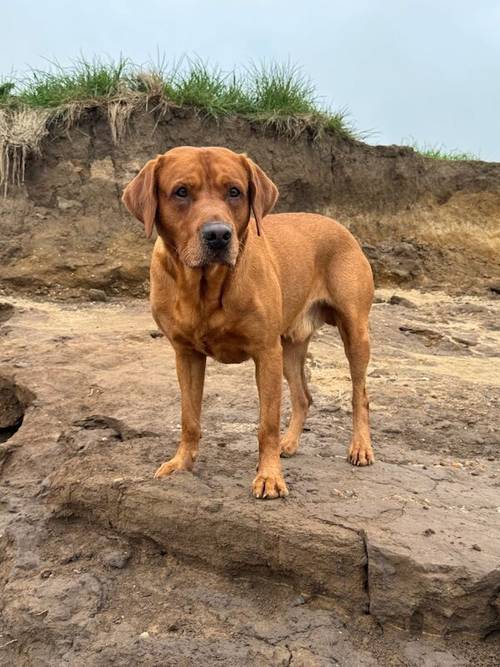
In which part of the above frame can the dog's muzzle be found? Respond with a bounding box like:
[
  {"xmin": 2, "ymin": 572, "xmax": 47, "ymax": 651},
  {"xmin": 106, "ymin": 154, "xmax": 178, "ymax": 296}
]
[{"xmin": 200, "ymin": 221, "xmax": 233, "ymax": 263}]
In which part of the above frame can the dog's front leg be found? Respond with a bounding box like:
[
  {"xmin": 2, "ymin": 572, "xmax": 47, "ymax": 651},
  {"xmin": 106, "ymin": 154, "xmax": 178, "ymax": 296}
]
[
  {"xmin": 154, "ymin": 348, "xmax": 206, "ymax": 478},
  {"xmin": 252, "ymin": 344, "xmax": 289, "ymax": 499}
]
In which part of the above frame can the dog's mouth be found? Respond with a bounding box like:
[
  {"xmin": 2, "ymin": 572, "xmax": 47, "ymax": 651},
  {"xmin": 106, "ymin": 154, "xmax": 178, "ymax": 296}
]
[
  {"xmin": 179, "ymin": 244, "xmax": 237, "ymax": 269},
  {"xmin": 202, "ymin": 246, "xmax": 236, "ymax": 267}
]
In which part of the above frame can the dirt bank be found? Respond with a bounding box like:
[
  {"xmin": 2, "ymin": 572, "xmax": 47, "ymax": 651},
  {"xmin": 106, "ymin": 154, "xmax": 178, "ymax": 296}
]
[
  {"xmin": 1, "ymin": 107, "xmax": 499, "ymax": 298},
  {"xmin": 0, "ymin": 289, "xmax": 499, "ymax": 664}
]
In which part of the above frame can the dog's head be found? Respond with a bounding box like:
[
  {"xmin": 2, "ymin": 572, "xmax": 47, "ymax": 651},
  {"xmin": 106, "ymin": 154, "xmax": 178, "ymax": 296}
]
[{"xmin": 122, "ymin": 146, "xmax": 278, "ymax": 267}]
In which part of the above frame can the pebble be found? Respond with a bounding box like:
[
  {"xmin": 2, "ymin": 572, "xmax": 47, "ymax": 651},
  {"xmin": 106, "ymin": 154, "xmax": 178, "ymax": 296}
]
[
  {"xmin": 101, "ymin": 549, "xmax": 131, "ymax": 569},
  {"xmin": 452, "ymin": 335, "xmax": 478, "ymax": 347},
  {"xmin": 88, "ymin": 288, "xmax": 108, "ymax": 302},
  {"xmin": 292, "ymin": 593, "xmax": 311, "ymax": 606},
  {"xmin": 389, "ymin": 294, "xmax": 417, "ymax": 309}
]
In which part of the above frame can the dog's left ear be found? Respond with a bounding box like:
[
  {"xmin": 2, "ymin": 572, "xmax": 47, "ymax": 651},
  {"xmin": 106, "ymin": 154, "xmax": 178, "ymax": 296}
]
[
  {"xmin": 122, "ymin": 157, "xmax": 161, "ymax": 239},
  {"xmin": 243, "ymin": 156, "xmax": 279, "ymax": 235}
]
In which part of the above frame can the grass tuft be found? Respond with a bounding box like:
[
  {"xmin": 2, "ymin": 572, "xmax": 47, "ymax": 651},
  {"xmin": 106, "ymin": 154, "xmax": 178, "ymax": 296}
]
[
  {"xmin": 164, "ymin": 59, "xmax": 253, "ymax": 117},
  {"xmin": 249, "ymin": 62, "xmax": 316, "ymax": 115},
  {"xmin": 13, "ymin": 57, "xmax": 130, "ymax": 108},
  {"xmin": 0, "ymin": 81, "xmax": 15, "ymax": 101},
  {"xmin": 404, "ymin": 138, "xmax": 479, "ymax": 161}
]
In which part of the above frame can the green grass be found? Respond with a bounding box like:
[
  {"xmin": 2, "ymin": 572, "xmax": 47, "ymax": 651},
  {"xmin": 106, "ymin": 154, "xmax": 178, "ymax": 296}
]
[
  {"xmin": 163, "ymin": 60, "xmax": 255, "ymax": 117},
  {"xmin": 13, "ymin": 57, "xmax": 130, "ymax": 108},
  {"xmin": 249, "ymin": 62, "xmax": 316, "ymax": 114},
  {"xmin": 0, "ymin": 56, "xmax": 356, "ymax": 139},
  {"xmin": 0, "ymin": 81, "xmax": 15, "ymax": 101},
  {"xmin": 404, "ymin": 138, "xmax": 479, "ymax": 161}
]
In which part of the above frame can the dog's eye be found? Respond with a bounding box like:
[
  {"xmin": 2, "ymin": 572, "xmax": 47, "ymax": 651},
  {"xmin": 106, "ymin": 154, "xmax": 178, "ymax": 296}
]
[
  {"xmin": 229, "ymin": 186, "xmax": 241, "ymax": 198},
  {"xmin": 174, "ymin": 186, "xmax": 188, "ymax": 198}
]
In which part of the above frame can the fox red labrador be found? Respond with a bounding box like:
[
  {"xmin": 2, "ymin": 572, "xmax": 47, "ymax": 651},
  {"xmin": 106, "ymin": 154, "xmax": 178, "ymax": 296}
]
[{"xmin": 122, "ymin": 146, "xmax": 374, "ymax": 499}]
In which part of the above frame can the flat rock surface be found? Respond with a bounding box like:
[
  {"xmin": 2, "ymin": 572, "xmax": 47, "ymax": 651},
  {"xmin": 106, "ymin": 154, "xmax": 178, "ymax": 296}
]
[{"xmin": 1, "ymin": 289, "xmax": 499, "ymax": 665}]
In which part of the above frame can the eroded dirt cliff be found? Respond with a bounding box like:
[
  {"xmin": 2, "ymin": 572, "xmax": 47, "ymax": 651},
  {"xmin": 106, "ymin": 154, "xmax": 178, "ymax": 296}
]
[{"xmin": 1, "ymin": 107, "xmax": 499, "ymax": 298}]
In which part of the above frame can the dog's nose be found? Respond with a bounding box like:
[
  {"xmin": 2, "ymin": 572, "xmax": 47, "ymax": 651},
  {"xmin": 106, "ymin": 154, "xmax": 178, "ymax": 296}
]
[{"xmin": 201, "ymin": 222, "xmax": 233, "ymax": 250}]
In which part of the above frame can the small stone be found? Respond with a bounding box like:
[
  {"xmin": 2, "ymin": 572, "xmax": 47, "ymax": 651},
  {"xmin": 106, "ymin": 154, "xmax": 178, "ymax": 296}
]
[
  {"xmin": 101, "ymin": 549, "xmax": 131, "ymax": 569},
  {"xmin": 88, "ymin": 289, "xmax": 108, "ymax": 302},
  {"xmin": 139, "ymin": 631, "xmax": 150, "ymax": 639},
  {"xmin": 423, "ymin": 528, "xmax": 435, "ymax": 537},
  {"xmin": 392, "ymin": 268, "xmax": 412, "ymax": 280},
  {"xmin": 292, "ymin": 593, "xmax": 311, "ymax": 606},
  {"xmin": 149, "ymin": 330, "xmax": 163, "ymax": 339},
  {"xmin": 451, "ymin": 462, "xmax": 463, "ymax": 469},
  {"xmin": 40, "ymin": 569, "xmax": 52, "ymax": 579},
  {"xmin": 389, "ymin": 294, "xmax": 417, "ymax": 309},
  {"xmin": 60, "ymin": 552, "xmax": 81, "ymax": 564},
  {"xmin": 472, "ymin": 544, "xmax": 482, "ymax": 552},
  {"xmin": 452, "ymin": 335, "xmax": 478, "ymax": 347},
  {"xmin": 57, "ymin": 196, "xmax": 81, "ymax": 211}
]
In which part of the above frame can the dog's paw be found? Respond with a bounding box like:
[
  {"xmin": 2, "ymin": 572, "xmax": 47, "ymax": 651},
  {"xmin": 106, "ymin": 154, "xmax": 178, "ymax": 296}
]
[
  {"xmin": 347, "ymin": 440, "xmax": 375, "ymax": 466},
  {"xmin": 154, "ymin": 454, "xmax": 193, "ymax": 478},
  {"xmin": 252, "ymin": 468, "xmax": 289, "ymax": 499},
  {"xmin": 280, "ymin": 435, "xmax": 299, "ymax": 458}
]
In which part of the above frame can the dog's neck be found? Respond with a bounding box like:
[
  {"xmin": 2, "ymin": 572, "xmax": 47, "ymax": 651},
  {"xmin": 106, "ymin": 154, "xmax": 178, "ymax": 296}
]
[
  {"xmin": 184, "ymin": 264, "xmax": 231, "ymax": 314},
  {"xmin": 158, "ymin": 233, "xmax": 252, "ymax": 315}
]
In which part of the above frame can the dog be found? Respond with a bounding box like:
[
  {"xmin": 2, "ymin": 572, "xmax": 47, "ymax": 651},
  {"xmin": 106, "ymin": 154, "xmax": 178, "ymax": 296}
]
[{"xmin": 122, "ymin": 146, "xmax": 374, "ymax": 499}]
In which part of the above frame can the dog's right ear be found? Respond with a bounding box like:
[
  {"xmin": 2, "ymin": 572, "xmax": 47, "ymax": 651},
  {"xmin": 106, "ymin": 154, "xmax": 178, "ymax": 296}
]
[{"xmin": 122, "ymin": 157, "xmax": 161, "ymax": 239}]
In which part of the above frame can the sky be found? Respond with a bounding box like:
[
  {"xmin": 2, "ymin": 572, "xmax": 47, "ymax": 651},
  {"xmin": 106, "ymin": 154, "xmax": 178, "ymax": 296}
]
[{"xmin": 2, "ymin": 0, "xmax": 499, "ymax": 161}]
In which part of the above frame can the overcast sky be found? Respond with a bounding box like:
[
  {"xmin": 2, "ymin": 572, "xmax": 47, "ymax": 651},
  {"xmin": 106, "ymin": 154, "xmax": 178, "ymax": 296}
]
[{"xmin": 2, "ymin": 0, "xmax": 499, "ymax": 161}]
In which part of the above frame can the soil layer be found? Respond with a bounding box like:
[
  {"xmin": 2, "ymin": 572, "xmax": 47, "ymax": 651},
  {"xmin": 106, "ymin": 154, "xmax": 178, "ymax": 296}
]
[{"xmin": 1, "ymin": 108, "xmax": 499, "ymax": 298}]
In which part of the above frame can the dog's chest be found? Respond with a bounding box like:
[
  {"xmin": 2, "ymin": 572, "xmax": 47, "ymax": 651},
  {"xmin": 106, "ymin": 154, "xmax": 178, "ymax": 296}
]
[{"xmin": 172, "ymin": 301, "xmax": 252, "ymax": 364}]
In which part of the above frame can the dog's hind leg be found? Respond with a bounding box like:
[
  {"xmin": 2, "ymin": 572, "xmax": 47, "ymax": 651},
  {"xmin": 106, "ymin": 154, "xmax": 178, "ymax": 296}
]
[
  {"xmin": 337, "ymin": 311, "xmax": 374, "ymax": 466},
  {"xmin": 280, "ymin": 336, "xmax": 312, "ymax": 457}
]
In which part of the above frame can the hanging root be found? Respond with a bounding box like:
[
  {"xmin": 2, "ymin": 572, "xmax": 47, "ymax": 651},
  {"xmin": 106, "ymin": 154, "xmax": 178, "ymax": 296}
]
[
  {"xmin": 107, "ymin": 99, "xmax": 135, "ymax": 144},
  {"xmin": 0, "ymin": 108, "xmax": 50, "ymax": 196},
  {"xmin": 0, "ymin": 93, "xmax": 149, "ymax": 196}
]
